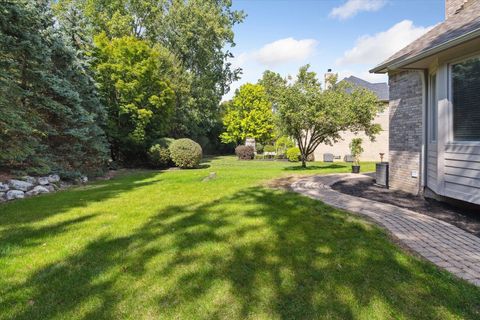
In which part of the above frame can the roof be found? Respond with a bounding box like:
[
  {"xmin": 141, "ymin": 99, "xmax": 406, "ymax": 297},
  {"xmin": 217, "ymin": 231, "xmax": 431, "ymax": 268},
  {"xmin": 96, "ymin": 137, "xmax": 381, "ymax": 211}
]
[
  {"xmin": 371, "ymin": 0, "xmax": 480, "ymax": 73},
  {"xmin": 341, "ymin": 76, "xmax": 389, "ymax": 101}
]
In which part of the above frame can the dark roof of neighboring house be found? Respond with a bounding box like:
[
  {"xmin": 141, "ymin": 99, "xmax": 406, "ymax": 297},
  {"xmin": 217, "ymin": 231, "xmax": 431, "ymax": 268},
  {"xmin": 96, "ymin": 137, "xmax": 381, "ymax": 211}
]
[
  {"xmin": 371, "ymin": 0, "xmax": 480, "ymax": 73},
  {"xmin": 341, "ymin": 76, "xmax": 389, "ymax": 101}
]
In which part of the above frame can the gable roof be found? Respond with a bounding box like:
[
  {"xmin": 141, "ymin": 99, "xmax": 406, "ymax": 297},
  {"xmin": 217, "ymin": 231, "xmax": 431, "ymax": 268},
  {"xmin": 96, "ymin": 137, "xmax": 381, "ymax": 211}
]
[
  {"xmin": 371, "ymin": 0, "xmax": 480, "ymax": 73},
  {"xmin": 341, "ymin": 76, "xmax": 389, "ymax": 101}
]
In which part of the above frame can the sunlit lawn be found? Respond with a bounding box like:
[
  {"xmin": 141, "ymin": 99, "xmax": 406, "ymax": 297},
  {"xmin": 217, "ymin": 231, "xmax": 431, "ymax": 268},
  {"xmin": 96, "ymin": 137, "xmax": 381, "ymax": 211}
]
[{"xmin": 0, "ymin": 156, "xmax": 479, "ymax": 319}]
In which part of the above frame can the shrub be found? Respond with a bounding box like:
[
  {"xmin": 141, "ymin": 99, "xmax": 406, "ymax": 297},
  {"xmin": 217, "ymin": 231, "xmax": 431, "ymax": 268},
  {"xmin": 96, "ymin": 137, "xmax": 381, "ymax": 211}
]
[
  {"xmin": 264, "ymin": 145, "xmax": 275, "ymax": 153},
  {"xmin": 235, "ymin": 145, "xmax": 255, "ymax": 160},
  {"xmin": 255, "ymin": 143, "xmax": 264, "ymax": 154},
  {"xmin": 169, "ymin": 139, "xmax": 203, "ymax": 168},
  {"xmin": 286, "ymin": 147, "xmax": 301, "ymax": 162},
  {"xmin": 275, "ymin": 136, "xmax": 294, "ymax": 154},
  {"xmin": 148, "ymin": 144, "xmax": 171, "ymax": 168},
  {"xmin": 349, "ymin": 138, "xmax": 364, "ymax": 166},
  {"xmin": 154, "ymin": 137, "xmax": 176, "ymax": 148}
]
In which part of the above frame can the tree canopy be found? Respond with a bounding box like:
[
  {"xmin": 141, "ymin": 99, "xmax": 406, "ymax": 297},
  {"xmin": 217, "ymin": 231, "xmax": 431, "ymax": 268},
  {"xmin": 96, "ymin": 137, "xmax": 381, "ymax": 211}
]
[
  {"xmin": 220, "ymin": 83, "xmax": 275, "ymax": 145},
  {"xmin": 278, "ymin": 65, "xmax": 382, "ymax": 167},
  {"xmin": 0, "ymin": 1, "xmax": 108, "ymax": 176}
]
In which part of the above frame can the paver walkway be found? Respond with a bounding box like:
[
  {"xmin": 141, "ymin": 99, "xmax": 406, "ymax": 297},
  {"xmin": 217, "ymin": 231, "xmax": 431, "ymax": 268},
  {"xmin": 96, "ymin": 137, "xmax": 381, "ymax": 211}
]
[{"xmin": 291, "ymin": 173, "xmax": 480, "ymax": 287}]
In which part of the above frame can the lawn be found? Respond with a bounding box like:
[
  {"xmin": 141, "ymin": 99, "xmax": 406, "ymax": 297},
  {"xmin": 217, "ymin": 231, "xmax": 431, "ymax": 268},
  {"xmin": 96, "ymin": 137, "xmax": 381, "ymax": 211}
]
[{"xmin": 0, "ymin": 156, "xmax": 479, "ymax": 319}]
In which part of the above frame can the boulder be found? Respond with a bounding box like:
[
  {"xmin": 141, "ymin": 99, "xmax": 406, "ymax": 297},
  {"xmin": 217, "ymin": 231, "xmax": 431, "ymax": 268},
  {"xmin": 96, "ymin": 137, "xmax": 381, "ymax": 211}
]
[
  {"xmin": 48, "ymin": 174, "xmax": 60, "ymax": 183},
  {"xmin": 6, "ymin": 190, "xmax": 25, "ymax": 200},
  {"xmin": 22, "ymin": 176, "xmax": 37, "ymax": 184},
  {"xmin": 37, "ymin": 177, "xmax": 50, "ymax": 185},
  {"xmin": 0, "ymin": 192, "xmax": 5, "ymax": 202},
  {"xmin": 75, "ymin": 176, "xmax": 88, "ymax": 184},
  {"xmin": 44, "ymin": 185, "xmax": 55, "ymax": 192},
  {"xmin": 26, "ymin": 185, "xmax": 50, "ymax": 197},
  {"xmin": 0, "ymin": 183, "xmax": 9, "ymax": 192},
  {"xmin": 8, "ymin": 179, "xmax": 34, "ymax": 191}
]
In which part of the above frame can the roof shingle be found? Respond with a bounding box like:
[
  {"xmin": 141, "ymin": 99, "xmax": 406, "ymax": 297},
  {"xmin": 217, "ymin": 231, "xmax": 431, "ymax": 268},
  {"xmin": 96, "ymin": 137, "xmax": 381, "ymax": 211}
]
[{"xmin": 371, "ymin": 0, "xmax": 480, "ymax": 73}]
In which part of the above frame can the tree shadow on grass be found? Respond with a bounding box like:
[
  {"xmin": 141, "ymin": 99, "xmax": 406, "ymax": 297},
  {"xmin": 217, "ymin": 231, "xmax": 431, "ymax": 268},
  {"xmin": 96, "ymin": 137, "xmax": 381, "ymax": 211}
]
[
  {"xmin": 284, "ymin": 164, "xmax": 348, "ymax": 171},
  {"xmin": 2, "ymin": 187, "xmax": 479, "ymax": 319},
  {"xmin": 0, "ymin": 171, "xmax": 160, "ymax": 227}
]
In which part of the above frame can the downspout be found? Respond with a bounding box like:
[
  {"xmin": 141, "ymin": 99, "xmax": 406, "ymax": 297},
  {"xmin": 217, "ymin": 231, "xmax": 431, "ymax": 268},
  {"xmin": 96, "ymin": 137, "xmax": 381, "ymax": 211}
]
[{"xmin": 421, "ymin": 69, "xmax": 429, "ymax": 195}]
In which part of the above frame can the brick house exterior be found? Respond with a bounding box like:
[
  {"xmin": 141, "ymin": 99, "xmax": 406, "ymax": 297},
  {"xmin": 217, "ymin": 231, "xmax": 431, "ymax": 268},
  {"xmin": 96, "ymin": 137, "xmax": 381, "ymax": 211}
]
[
  {"xmin": 388, "ymin": 71, "xmax": 424, "ymax": 193},
  {"xmin": 371, "ymin": 0, "xmax": 480, "ymax": 206}
]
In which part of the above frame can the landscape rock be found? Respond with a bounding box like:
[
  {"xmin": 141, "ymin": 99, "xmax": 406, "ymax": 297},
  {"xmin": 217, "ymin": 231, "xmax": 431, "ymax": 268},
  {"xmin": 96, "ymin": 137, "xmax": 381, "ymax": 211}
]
[
  {"xmin": 48, "ymin": 174, "xmax": 60, "ymax": 183},
  {"xmin": 22, "ymin": 176, "xmax": 37, "ymax": 184},
  {"xmin": 6, "ymin": 190, "xmax": 25, "ymax": 200},
  {"xmin": 8, "ymin": 179, "xmax": 34, "ymax": 191},
  {"xmin": 45, "ymin": 185, "xmax": 55, "ymax": 192},
  {"xmin": 76, "ymin": 176, "xmax": 88, "ymax": 184},
  {"xmin": 26, "ymin": 186, "xmax": 50, "ymax": 197},
  {"xmin": 37, "ymin": 177, "xmax": 50, "ymax": 185},
  {"xmin": 202, "ymin": 172, "xmax": 217, "ymax": 182},
  {"xmin": 0, "ymin": 183, "xmax": 9, "ymax": 192},
  {"xmin": 0, "ymin": 192, "xmax": 5, "ymax": 202}
]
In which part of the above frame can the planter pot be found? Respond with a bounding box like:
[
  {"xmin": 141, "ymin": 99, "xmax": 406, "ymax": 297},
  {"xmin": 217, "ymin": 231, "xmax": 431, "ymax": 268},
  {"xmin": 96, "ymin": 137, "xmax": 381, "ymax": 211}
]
[{"xmin": 351, "ymin": 165, "xmax": 360, "ymax": 174}]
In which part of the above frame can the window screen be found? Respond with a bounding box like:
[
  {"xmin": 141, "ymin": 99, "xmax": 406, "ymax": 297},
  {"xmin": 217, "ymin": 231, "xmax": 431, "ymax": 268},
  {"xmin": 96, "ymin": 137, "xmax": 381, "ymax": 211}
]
[{"xmin": 451, "ymin": 57, "xmax": 480, "ymax": 141}]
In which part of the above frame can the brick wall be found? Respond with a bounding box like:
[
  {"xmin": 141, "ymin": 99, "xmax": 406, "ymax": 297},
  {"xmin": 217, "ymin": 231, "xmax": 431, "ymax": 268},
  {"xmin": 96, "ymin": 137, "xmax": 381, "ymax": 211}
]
[{"xmin": 388, "ymin": 71, "xmax": 424, "ymax": 194}]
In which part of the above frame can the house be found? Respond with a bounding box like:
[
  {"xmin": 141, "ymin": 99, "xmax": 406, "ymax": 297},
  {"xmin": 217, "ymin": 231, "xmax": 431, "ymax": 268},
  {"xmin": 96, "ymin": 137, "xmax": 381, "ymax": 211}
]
[
  {"xmin": 313, "ymin": 75, "xmax": 389, "ymax": 162},
  {"xmin": 371, "ymin": 0, "xmax": 480, "ymax": 205}
]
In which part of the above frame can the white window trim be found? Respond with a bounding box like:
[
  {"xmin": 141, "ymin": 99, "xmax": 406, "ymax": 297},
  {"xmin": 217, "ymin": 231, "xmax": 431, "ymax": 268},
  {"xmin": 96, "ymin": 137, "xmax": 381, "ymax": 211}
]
[
  {"xmin": 428, "ymin": 71, "xmax": 437, "ymax": 143},
  {"xmin": 447, "ymin": 52, "xmax": 480, "ymax": 146}
]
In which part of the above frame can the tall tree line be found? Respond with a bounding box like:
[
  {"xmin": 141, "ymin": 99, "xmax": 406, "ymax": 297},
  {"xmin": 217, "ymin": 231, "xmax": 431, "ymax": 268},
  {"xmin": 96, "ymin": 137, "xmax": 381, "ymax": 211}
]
[
  {"xmin": 0, "ymin": 0, "xmax": 244, "ymax": 175},
  {"xmin": 0, "ymin": 0, "xmax": 108, "ymax": 177}
]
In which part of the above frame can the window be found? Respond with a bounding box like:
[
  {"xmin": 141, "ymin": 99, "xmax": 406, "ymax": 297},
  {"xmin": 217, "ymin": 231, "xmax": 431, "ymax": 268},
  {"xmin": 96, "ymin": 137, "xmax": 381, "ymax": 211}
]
[
  {"xmin": 429, "ymin": 73, "xmax": 437, "ymax": 142},
  {"xmin": 451, "ymin": 56, "xmax": 480, "ymax": 141}
]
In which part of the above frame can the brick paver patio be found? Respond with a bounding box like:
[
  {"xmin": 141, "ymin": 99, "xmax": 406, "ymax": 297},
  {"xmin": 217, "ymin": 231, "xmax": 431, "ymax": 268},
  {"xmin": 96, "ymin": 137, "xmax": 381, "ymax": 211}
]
[{"xmin": 291, "ymin": 174, "xmax": 480, "ymax": 287}]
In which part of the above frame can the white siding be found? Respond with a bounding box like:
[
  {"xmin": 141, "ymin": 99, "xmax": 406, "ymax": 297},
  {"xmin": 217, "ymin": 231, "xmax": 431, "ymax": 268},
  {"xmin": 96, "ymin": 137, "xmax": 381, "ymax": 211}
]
[{"xmin": 442, "ymin": 144, "xmax": 480, "ymax": 204}]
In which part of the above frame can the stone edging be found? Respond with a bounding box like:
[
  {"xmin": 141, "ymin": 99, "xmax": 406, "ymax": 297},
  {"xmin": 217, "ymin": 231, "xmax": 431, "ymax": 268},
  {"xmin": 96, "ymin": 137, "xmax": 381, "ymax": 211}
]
[
  {"xmin": 0, "ymin": 175, "xmax": 87, "ymax": 203},
  {"xmin": 291, "ymin": 173, "xmax": 480, "ymax": 287}
]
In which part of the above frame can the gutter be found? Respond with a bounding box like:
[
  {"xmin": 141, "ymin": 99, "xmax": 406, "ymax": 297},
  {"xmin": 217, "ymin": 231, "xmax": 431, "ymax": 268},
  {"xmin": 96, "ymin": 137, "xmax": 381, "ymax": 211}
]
[{"xmin": 370, "ymin": 27, "xmax": 480, "ymax": 74}]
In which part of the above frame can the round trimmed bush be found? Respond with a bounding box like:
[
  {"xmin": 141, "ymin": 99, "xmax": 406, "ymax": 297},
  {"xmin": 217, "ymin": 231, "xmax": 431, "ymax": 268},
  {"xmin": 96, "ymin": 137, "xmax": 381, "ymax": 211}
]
[
  {"xmin": 235, "ymin": 145, "xmax": 254, "ymax": 160},
  {"xmin": 169, "ymin": 138, "xmax": 202, "ymax": 168},
  {"xmin": 148, "ymin": 144, "xmax": 171, "ymax": 168},
  {"xmin": 286, "ymin": 147, "xmax": 301, "ymax": 162}
]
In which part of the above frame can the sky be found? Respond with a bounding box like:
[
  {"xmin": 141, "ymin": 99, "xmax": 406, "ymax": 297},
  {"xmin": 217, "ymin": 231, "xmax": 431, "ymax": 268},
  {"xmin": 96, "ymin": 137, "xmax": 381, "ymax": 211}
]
[{"xmin": 224, "ymin": 0, "xmax": 445, "ymax": 100}]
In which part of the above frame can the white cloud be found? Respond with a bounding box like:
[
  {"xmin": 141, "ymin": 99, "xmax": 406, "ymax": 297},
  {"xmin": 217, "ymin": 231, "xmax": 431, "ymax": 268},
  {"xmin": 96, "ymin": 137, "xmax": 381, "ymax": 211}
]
[
  {"xmin": 336, "ymin": 20, "xmax": 434, "ymax": 66},
  {"xmin": 330, "ymin": 0, "xmax": 387, "ymax": 20},
  {"xmin": 254, "ymin": 37, "xmax": 318, "ymax": 66}
]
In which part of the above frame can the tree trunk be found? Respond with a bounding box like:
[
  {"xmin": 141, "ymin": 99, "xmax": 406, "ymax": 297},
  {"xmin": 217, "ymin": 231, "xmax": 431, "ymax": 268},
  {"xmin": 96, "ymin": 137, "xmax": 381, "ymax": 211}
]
[{"xmin": 301, "ymin": 154, "xmax": 307, "ymax": 168}]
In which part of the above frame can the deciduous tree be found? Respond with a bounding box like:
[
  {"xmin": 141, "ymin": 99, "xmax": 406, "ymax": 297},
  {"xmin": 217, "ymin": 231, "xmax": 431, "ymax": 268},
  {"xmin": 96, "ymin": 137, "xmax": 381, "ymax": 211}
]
[
  {"xmin": 220, "ymin": 83, "xmax": 275, "ymax": 145},
  {"xmin": 278, "ymin": 65, "xmax": 382, "ymax": 167}
]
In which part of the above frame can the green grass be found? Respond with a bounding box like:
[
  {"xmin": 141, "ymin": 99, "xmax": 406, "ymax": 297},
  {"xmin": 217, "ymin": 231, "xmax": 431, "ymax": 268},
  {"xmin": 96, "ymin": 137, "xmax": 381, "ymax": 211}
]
[{"xmin": 0, "ymin": 156, "xmax": 479, "ymax": 319}]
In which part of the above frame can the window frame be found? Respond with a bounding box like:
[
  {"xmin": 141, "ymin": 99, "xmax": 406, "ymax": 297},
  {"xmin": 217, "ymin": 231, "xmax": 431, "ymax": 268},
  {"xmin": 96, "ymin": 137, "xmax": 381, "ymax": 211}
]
[{"xmin": 447, "ymin": 52, "xmax": 480, "ymax": 145}]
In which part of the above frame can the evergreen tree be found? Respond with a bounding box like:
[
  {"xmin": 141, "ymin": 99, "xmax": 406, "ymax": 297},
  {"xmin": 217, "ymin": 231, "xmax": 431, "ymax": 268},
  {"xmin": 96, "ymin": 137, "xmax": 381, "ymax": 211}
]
[{"xmin": 0, "ymin": 1, "xmax": 108, "ymax": 176}]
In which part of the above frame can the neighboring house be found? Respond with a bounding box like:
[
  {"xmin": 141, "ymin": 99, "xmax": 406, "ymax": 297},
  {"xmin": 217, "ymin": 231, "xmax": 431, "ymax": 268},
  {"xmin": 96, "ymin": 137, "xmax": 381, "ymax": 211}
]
[
  {"xmin": 371, "ymin": 0, "xmax": 480, "ymax": 205},
  {"xmin": 313, "ymin": 75, "xmax": 389, "ymax": 162}
]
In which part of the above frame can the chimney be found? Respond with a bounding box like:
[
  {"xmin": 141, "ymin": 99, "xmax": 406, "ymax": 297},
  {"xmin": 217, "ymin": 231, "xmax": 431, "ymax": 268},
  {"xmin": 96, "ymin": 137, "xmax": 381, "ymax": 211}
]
[
  {"xmin": 445, "ymin": 0, "xmax": 468, "ymax": 19},
  {"xmin": 324, "ymin": 69, "xmax": 337, "ymax": 90}
]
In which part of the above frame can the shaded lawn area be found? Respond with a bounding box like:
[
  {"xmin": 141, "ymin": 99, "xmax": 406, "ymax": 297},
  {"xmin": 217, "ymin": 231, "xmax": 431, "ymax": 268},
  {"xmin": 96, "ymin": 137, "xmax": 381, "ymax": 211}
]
[{"xmin": 0, "ymin": 157, "xmax": 479, "ymax": 319}]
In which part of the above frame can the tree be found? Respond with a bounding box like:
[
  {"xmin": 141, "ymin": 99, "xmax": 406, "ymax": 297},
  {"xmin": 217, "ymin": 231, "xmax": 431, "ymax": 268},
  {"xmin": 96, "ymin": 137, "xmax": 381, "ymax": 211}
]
[
  {"xmin": 220, "ymin": 83, "xmax": 275, "ymax": 145},
  {"xmin": 92, "ymin": 34, "xmax": 177, "ymax": 163},
  {"xmin": 258, "ymin": 70, "xmax": 286, "ymax": 110},
  {"xmin": 0, "ymin": 1, "xmax": 108, "ymax": 176},
  {"xmin": 278, "ymin": 65, "xmax": 382, "ymax": 167},
  {"xmin": 54, "ymin": 0, "xmax": 246, "ymax": 145}
]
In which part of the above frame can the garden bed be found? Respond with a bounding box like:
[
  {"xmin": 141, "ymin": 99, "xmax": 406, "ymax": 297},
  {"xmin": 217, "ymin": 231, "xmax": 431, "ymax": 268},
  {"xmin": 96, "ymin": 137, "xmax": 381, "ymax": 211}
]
[{"xmin": 331, "ymin": 175, "xmax": 480, "ymax": 237}]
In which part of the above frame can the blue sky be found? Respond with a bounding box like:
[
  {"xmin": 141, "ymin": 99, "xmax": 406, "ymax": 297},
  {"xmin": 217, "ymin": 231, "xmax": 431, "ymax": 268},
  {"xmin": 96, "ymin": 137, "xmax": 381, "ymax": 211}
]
[{"xmin": 225, "ymin": 0, "xmax": 444, "ymax": 99}]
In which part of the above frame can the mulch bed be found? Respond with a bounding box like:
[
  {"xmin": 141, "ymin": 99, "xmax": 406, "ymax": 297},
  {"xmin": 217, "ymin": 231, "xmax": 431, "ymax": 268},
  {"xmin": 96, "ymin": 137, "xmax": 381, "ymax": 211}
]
[{"xmin": 331, "ymin": 176, "xmax": 480, "ymax": 237}]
